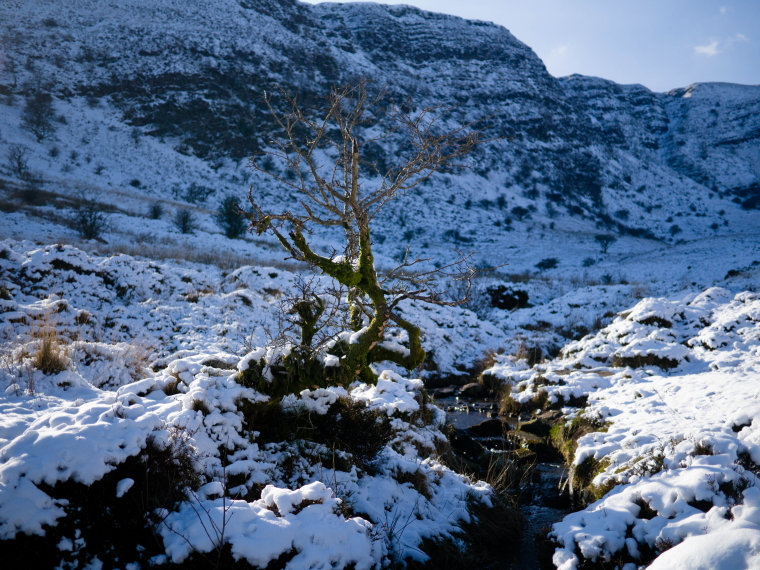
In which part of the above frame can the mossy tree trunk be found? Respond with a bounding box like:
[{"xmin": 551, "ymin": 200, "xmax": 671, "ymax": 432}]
[{"xmin": 242, "ymin": 80, "xmax": 485, "ymax": 391}]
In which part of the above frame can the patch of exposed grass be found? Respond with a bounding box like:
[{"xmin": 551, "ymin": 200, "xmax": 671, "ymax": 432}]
[
  {"xmin": 32, "ymin": 329, "xmax": 69, "ymax": 375},
  {"xmin": 611, "ymin": 353, "xmax": 679, "ymax": 370}
]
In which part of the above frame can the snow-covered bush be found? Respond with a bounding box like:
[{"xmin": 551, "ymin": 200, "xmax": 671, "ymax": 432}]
[
  {"xmin": 484, "ymin": 287, "xmax": 760, "ymax": 569},
  {"xmin": 0, "ymin": 356, "xmax": 497, "ymax": 569}
]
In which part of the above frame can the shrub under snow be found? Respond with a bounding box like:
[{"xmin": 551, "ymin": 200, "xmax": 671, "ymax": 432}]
[{"xmin": 485, "ymin": 287, "xmax": 760, "ymax": 569}]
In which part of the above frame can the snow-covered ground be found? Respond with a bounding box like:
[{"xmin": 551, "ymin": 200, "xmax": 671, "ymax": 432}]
[
  {"xmin": 0, "ymin": 241, "xmax": 502, "ymax": 568},
  {"xmin": 2, "ymin": 1, "xmax": 760, "ymax": 568},
  {"xmin": 4, "ymin": 228, "xmax": 760, "ymax": 568},
  {"xmin": 487, "ymin": 285, "xmax": 760, "ymax": 569}
]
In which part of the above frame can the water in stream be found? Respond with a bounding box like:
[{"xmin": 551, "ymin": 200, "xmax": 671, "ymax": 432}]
[{"xmin": 440, "ymin": 397, "xmax": 570, "ymax": 570}]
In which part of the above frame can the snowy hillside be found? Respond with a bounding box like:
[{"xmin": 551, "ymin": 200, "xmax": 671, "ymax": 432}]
[
  {"xmin": 2, "ymin": 0, "xmax": 760, "ymax": 568},
  {"xmin": 1, "ymin": 0, "xmax": 759, "ymax": 271}
]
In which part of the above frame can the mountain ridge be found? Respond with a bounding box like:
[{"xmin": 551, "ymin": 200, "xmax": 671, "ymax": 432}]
[{"xmin": 1, "ymin": 0, "xmax": 759, "ymax": 258}]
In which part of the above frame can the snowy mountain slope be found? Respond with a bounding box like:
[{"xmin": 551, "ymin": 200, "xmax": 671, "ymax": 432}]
[
  {"xmin": 663, "ymin": 83, "xmax": 760, "ymax": 203},
  {"xmin": 1, "ymin": 0, "xmax": 759, "ymax": 261}
]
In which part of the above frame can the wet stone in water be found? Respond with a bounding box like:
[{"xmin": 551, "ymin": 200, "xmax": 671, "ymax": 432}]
[{"xmin": 468, "ymin": 418, "xmax": 510, "ymax": 438}]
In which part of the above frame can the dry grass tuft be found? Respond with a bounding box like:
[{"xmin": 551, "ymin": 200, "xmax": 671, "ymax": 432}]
[
  {"xmin": 33, "ymin": 334, "xmax": 70, "ymax": 375},
  {"xmin": 122, "ymin": 339, "xmax": 154, "ymax": 381},
  {"xmin": 31, "ymin": 318, "xmax": 71, "ymax": 375},
  {"xmin": 515, "ymin": 341, "xmax": 543, "ymax": 366}
]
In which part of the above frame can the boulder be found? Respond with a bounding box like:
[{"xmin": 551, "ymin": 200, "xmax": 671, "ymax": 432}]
[
  {"xmin": 512, "ymin": 430, "xmax": 543, "ymax": 446},
  {"xmin": 537, "ymin": 410, "xmax": 563, "ymax": 422},
  {"xmin": 450, "ymin": 432, "xmax": 485, "ymax": 460},
  {"xmin": 477, "ymin": 437, "xmax": 516, "ymax": 451},
  {"xmin": 468, "ymin": 418, "xmax": 509, "ymax": 438},
  {"xmin": 518, "ymin": 417, "xmax": 553, "ymax": 438}
]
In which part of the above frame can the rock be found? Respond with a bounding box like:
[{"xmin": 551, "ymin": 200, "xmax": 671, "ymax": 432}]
[
  {"xmin": 537, "ymin": 410, "xmax": 563, "ymax": 422},
  {"xmin": 468, "ymin": 418, "xmax": 509, "ymax": 438},
  {"xmin": 518, "ymin": 417, "xmax": 553, "ymax": 438},
  {"xmin": 458, "ymin": 382, "xmax": 486, "ymax": 397},
  {"xmin": 512, "ymin": 430, "xmax": 543, "ymax": 446},
  {"xmin": 450, "ymin": 432, "xmax": 485, "ymax": 460},
  {"xmin": 512, "ymin": 430, "xmax": 564, "ymax": 462},
  {"xmin": 510, "ymin": 448, "xmax": 537, "ymax": 464},
  {"xmin": 477, "ymin": 437, "xmax": 516, "ymax": 451}
]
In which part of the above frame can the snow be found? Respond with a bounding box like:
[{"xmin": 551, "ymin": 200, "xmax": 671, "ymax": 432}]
[
  {"xmin": 0, "ymin": 395, "xmax": 166, "ymax": 537},
  {"xmin": 493, "ymin": 288, "xmax": 760, "ymax": 569},
  {"xmin": 161, "ymin": 482, "xmax": 385, "ymax": 569},
  {"xmin": 0, "ymin": 0, "xmax": 759, "ymax": 567},
  {"xmin": 0, "ymin": 338, "xmax": 484, "ymax": 566},
  {"xmin": 281, "ymin": 386, "xmax": 348, "ymax": 415},
  {"xmin": 0, "ymin": 242, "xmax": 496, "ymax": 566},
  {"xmin": 648, "ymin": 527, "xmax": 760, "ymax": 570},
  {"xmin": 115, "ymin": 478, "xmax": 134, "ymax": 498},
  {"xmin": 3, "ymin": 240, "xmax": 760, "ymax": 567},
  {"xmin": 351, "ymin": 370, "xmax": 424, "ymax": 417}
]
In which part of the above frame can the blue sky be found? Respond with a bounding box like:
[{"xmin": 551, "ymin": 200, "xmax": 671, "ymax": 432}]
[{"xmin": 303, "ymin": 0, "xmax": 760, "ymax": 92}]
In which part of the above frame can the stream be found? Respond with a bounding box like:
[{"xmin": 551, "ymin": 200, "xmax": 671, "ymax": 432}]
[{"xmin": 439, "ymin": 397, "xmax": 570, "ymax": 570}]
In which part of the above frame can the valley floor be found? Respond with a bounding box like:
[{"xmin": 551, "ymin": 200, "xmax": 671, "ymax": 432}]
[{"xmin": 1, "ymin": 236, "xmax": 760, "ymax": 569}]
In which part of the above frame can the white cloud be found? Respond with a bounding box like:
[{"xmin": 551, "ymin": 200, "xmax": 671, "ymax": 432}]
[
  {"xmin": 694, "ymin": 40, "xmax": 720, "ymax": 57},
  {"xmin": 549, "ymin": 44, "xmax": 570, "ymax": 58},
  {"xmin": 720, "ymin": 6, "xmax": 728, "ymax": 15},
  {"xmin": 734, "ymin": 33, "xmax": 748, "ymax": 42}
]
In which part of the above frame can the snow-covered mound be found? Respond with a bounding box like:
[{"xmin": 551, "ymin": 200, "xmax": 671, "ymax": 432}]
[
  {"xmin": 0, "ymin": 345, "xmax": 490, "ymax": 568},
  {"xmin": 0, "ymin": 239, "xmax": 503, "ymax": 382},
  {"xmin": 488, "ymin": 288, "xmax": 760, "ymax": 568}
]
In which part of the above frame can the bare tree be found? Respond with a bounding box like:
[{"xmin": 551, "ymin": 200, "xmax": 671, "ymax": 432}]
[
  {"xmin": 241, "ymin": 80, "xmax": 488, "ymax": 394},
  {"xmin": 173, "ymin": 209, "xmax": 196, "ymax": 234},
  {"xmin": 594, "ymin": 234, "xmax": 617, "ymax": 254},
  {"xmin": 6, "ymin": 143, "xmax": 31, "ymax": 179},
  {"xmin": 73, "ymin": 198, "xmax": 108, "ymax": 240},
  {"xmin": 21, "ymin": 91, "xmax": 56, "ymax": 142}
]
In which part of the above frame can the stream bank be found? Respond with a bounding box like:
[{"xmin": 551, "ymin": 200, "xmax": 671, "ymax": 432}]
[{"xmin": 436, "ymin": 392, "xmax": 573, "ymax": 570}]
